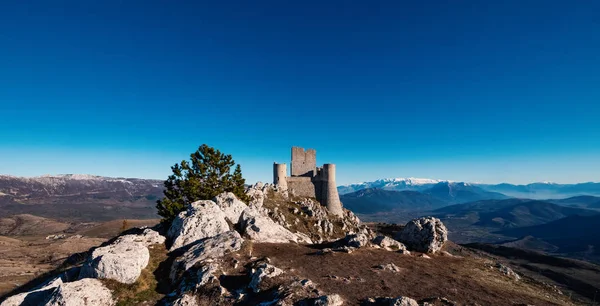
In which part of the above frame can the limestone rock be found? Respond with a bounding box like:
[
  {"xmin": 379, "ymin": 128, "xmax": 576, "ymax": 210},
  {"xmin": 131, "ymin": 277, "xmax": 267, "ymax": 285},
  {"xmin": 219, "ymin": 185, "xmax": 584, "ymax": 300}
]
[
  {"xmin": 249, "ymin": 263, "xmax": 284, "ymax": 292},
  {"xmin": 170, "ymin": 231, "xmax": 243, "ymax": 281},
  {"xmin": 178, "ymin": 262, "xmax": 220, "ymax": 294},
  {"xmin": 45, "ymin": 278, "xmax": 114, "ymax": 306},
  {"xmin": 170, "ymin": 294, "xmax": 199, "ymax": 306},
  {"xmin": 395, "ymin": 217, "xmax": 448, "ymax": 254},
  {"xmin": 497, "ymin": 263, "xmax": 521, "ymax": 281},
  {"xmin": 342, "ymin": 233, "xmax": 371, "ymax": 248},
  {"xmin": 0, "ymin": 277, "xmax": 62, "ymax": 306},
  {"xmin": 375, "ymin": 263, "xmax": 402, "ymax": 273},
  {"xmin": 114, "ymin": 228, "xmax": 166, "ymax": 246},
  {"xmin": 372, "ymin": 236, "xmax": 408, "ymax": 252},
  {"xmin": 168, "ymin": 200, "xmax": 230, "ymax": 251},
  {"xmin": 213, "ymin": 192, "xmax": 248, "ymax": 224},
  {"xmin": 311, "ymin": 294, "xmax": 344, "ymax": 306},
  {"xmin": 239, "ymin": 208, "xmax": 310, "ymax": 243},
  {"xmin": 80, "ymin": 240, "xmax": 149, "ymax": 284},
  {"xmin": 365, "ymin": 296, "xmax": 419, "ymax": 306}
]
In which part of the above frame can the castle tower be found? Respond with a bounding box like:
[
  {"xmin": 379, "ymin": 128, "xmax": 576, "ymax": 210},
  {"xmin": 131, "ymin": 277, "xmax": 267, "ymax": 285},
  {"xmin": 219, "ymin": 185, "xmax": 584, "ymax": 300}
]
[
  {"xmin": 291, "ymin": 147, "xmax": 316, "ymax": 177},
  {"xmin": 273, "ymin": 163, "xmax": 288, "ymax": 191},
  {"xmin": 321, "ymin": 164, "xmax": 344, "ymax": 217}
]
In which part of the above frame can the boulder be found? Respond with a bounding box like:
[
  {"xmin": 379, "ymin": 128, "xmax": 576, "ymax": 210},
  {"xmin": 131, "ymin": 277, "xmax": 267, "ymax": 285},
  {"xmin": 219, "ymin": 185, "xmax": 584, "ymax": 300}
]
[
  {"xmin": 375, "ymin": 263, "xmax": 402, "ymax": 273},
  {"xmin": 178, "ymin": 262, "xmax": 220, "ymax": 294},
  {"xmin": 372, "ymin": 236, "xmax": 409, "ymax": 253},
  {"xmin": 170, "ymin": 294, "xmax": 199, "ymax": 306},
  {"xmin": 365, "ymin": 296, "xmax": 418, "ymax": 306},
  {"xmin": 168, "ymin": 200, "xmax": 230, "ymax": 251},
  {"xmin": 170, "ymin": 231, "xmax": 243, "ymax": 281},
  {"xmin": 213, "ymin": 192, "xmax": 248, "ymax": 224},
  {"xmin": 497, "ymin": 263, "xmax": 521, "ymax": 281},
  {"xmin": 239, "ymin": 208, "xmax": 310, "ymax": 243},
  {"xmin": 249, "ymin": 263, "xmax": 284, "ymax": 292},
  {"xmin": 44, "ymin": 278, "xmax": 114, "ymax": 306},
  {"xmin": 315, "ymin": 294, "xmax": 344, "ymax": 306},
  {"xmin": 0, "ymin": 277, "xmax": 62, "ymax": 306},
  {"xmin": 342, "ymin": 233, "xmax": 371, "ymax": 248},
  {"xmin": 395, "ymin": 217, "xmax": 448, "ymax": 254},
  {"xmin": 80, "ymin": 240, "xmax": 149, "ymax": 284},
  {"xmin": 114, "ymin": 228, "xmax": 166, "ymax": 247}
]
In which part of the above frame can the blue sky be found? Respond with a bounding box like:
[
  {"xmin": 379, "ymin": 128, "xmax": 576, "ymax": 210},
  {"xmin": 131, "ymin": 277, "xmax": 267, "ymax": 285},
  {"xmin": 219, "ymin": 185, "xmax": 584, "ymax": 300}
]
[{"xmin": 1, "ymin": 1, "xmax": 599, "ymax": 185}]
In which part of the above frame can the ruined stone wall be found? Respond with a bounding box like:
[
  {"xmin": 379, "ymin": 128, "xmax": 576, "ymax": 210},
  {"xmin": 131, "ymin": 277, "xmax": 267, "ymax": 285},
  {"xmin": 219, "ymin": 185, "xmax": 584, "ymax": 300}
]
[
  {"xmin": 291, "ymin": 147, "xmax": 316, "ymax": 177},
  {"xmin": 286, "ymin": 177, "xmax": 317, "ymax": 198}
]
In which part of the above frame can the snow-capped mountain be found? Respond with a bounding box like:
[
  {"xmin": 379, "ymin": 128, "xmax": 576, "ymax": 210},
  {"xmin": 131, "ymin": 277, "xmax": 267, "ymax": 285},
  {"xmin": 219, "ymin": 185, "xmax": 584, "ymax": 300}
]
[
  {"xmin": 337, "ymin": 177, "xmax": 452, "ymax": 194},
  {"xmin": 338, "ymin": 177, "xmax": 600, "ymax": 199}
]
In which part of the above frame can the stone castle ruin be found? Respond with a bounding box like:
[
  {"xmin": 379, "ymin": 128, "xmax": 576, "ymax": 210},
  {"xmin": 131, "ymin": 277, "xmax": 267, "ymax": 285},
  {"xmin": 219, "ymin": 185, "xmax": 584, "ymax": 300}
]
[{"xmin": 273, "ymin": 147, "xmax": 343, "ymax": 217}]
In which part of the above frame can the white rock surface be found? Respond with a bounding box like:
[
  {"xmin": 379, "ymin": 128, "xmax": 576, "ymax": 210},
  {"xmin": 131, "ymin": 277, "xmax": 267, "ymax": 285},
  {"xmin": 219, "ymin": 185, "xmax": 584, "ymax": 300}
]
[
  {"xmin": 168, "ymin": 200, "xmax": 230, "ymax": 251},
  {"xmin": 45, "ymin": 278, "xmax": 114, "ymax": 306},
  {"xmin": 0, "ymin": 277, "xmax": 62, "ymax": 306},
  {"xmin": 213, "ymin": 192, "xmax": 248, "ymax": 224},
  {"xmin": 114, "ymin": 228, "xmax": 166, "ymax": 246},
  {"xmin": 367, "ymin": 296, "xmax": 418, "ymax": 306},
  {"xmin": 80, "ymin": 240, "xmax": 149, "ymax": 284},
  {"xmin": 170, "ymin": 231, "xmax": 243, "ymax": 281},
  {"xmin": 497, "ymin": 263, "xmax": 521, "ymax": 281},
  {"xmin": 313, "ymin": 294, "xmax": 344, "ymax": 306},
  {"xmin": 170, "ymin": 294, "xmax": 199, "ymax": 306},
  {"xmin": 372, "ymin": 236, "xmax": 408, "ymax": 252},
  {"xmin": 249, "ymin": 263, "xmax": 284, "ymax": 292},
  {"xmin": 395, "ymin": 217, "xmax": 448, "ymax": 254},
  {"xmin": 239, "ymin": 208, "xmax": 310, "ymax": 243},
  {"xmin": 342, "ymin": 233, "xmax": 371, "ymax": 248}
]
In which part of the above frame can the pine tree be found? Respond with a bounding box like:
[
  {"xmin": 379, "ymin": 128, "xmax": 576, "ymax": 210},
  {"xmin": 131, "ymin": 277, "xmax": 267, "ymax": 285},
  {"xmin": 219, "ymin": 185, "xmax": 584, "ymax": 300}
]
[{"xmin": 156, "ymin": 144, "xmax": 249, "ymax": 225}]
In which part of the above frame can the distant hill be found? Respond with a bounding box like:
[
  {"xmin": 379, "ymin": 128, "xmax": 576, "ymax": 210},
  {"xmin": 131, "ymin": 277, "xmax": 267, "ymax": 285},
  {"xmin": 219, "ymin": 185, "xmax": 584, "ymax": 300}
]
[
  {"xmin": 0, "ymin": 174, "xmax": 164, "ymax": 221},
  {"xmin": 340, "ymin": 188, "xmax": 445, "ymax": 214},
  {"xmin": 498, "ymin": 214, "xmax": 600, "ymax": 262},
  {"xmin": 435, "ymin": 199, "xmax": 597, "ymax": 229},
  {"xmin": 548, "ymin": 195, "xmax": 600, "ymax": 209},
  {"xmin": 477, "ymin": 182, "xmax": 600, "ymax": 199}
]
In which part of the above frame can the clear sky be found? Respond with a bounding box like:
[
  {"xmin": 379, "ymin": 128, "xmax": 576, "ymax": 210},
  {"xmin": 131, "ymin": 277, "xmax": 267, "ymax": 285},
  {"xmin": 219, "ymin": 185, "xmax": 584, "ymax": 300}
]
[{"xmin": 1, "ymin": 1, "xmax": 599, "ymax": 185}]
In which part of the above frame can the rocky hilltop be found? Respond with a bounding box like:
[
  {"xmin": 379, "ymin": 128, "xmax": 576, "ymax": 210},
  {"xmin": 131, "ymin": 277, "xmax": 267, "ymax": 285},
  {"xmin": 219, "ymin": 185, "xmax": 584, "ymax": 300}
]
[{"xmin": 0, "ymin": 183, "xmax": 576, "ymax": 305}]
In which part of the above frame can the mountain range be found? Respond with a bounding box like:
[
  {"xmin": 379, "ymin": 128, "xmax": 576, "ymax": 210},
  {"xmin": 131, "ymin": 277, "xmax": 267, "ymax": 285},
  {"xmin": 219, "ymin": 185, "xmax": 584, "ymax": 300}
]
[
  {"xmin": 338, "ymin": 177, "xmax": 600, "ymax": 199},
  {"xmin": 0, "ymin": 174, "xmax": 164, "ymax": 221}
]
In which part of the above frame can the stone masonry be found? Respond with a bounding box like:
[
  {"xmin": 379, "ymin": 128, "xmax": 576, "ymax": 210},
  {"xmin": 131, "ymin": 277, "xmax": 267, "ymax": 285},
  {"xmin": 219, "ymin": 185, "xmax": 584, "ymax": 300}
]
[{"xmin": 273, "ymin": 147, "xmax": 343, "ymax": 217}]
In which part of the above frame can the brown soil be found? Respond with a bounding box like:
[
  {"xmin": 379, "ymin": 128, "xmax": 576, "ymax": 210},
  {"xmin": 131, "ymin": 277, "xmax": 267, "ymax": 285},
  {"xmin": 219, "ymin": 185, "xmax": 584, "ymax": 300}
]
[{"xmin": 252, "ymin": 243, "xmax": 574, "ymax": 306}]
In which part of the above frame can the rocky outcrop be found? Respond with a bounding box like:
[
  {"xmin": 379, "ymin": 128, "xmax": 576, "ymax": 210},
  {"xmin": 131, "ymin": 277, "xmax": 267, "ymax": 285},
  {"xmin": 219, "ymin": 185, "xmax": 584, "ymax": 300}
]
[
  {"xmin": 168, "ymin": 200, "xmax": 231, "ymax": 251},
  {"xmin": 365, "ymin": 296, "xmax": 419, "ymax": 306},
  {"xmin": 114, "ymin": 228, "xmax": 165, "ymax": 246},
  {"xmin": 0, "ymin": 277, "xmax": 63, "ymax": 306},
  {"xmin": 372, "ymin": 236, "xmax": 409, "ymax": 253},
  {"xmin": 496, "ymin": 263, "xmax": 521, "ymax": 281},
  {"xmin": 44, "ymin": 278, "xmax": 114, "ymax": 306},
  {"xmin": 239, "ymin": 208, "xmax": 311, "ymax": 243},
  {"xmin": 170, "ymin": 294, "xmax": 199, "ymax": 306},
  {"xmin": 395, "ymin": 217, "xmax": 448, "ymax": 254},
  {"xmin": 249, "ymin": 261, "xmax": 284, "ymax": 292},
  {"xmin": 342, "ymin": 233, "xmax": 371, "ymax": 248},
  {"xmin": 80, "ymin": 240, "xmax": 149, "ymax": 284},
  {"xmin": 170, "ymin": 231, "xmax": 243, "ymax": 281},
  {"xmin": 213, "ymin": 192, "xmax": 248, "ymax": 224},
  {"xmin": 308, "ymin": 294, "xmax": 344, "ymax": 306}
]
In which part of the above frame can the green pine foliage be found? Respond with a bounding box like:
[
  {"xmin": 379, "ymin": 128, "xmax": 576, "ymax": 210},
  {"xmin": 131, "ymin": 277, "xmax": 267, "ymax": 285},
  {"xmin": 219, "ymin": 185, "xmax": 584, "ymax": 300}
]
[{"xmin": 156, "ymin": 144, "xmax": 250, "ymax": 225}]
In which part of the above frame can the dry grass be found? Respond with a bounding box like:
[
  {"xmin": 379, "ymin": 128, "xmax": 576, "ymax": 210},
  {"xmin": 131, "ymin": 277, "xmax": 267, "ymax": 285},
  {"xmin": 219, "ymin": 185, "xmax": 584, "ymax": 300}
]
[
  {"xmin": 102, "ymin": 243, "xmax": 168, "ymax": 306},
  {"xmin": 251, "ymin": 242, "xmax": 575, "ymax": 306}
]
